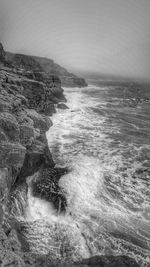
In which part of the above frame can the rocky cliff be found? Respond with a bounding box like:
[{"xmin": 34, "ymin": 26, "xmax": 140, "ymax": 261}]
[
  {"xmin": 6, "ymin": 52, "xmax": 87, "ymax": 87},
  {"xmin": 0, "ymin": 43, "xmax": 139, "ymax": 266},
  {"xmin": 0, "ymin": 43, "xmax": 68, "ymax": 266}
]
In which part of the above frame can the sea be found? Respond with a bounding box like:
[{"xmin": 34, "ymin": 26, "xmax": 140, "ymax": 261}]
[{"xmin": 17, "ymin": 81, "xmax": 150, "ymax": 266}]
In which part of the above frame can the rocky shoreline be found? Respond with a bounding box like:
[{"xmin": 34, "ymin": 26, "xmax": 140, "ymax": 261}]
[
  {"xmin": 0, "ymin": 42, "xmax": 70, "ymax": 266},
  {"xmin": 0, "ymin": 43, "xmax": 139, "ymax": 266}
]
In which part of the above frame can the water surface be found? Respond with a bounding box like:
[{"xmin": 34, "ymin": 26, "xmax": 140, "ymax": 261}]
[{"xmin": 25, "ymin": 83, "xmax": 150, "ymax": 266}]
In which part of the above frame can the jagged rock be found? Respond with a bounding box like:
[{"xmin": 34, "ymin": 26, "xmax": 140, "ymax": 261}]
[
  {"xmin": 57, "ymin": 103, "xmax": 69, "ymax": 109},
  {"xmin": 21, "ymin": 78, "xmax": 64, "ymax": 115},
  {"xmin": 0, "ymin": 142, "xmax": 26, "ymax": 168},
  {"xmin": 19, "ymin": 124, "xmax": 35, "ymax": 146},
  {"xmin": 0, "ymin": 226, "xmax": 26, "ymax": 267},
  {"xmin": 18, "ymin": 139, "xmax": 55, "ymax": 183},
  {"xmin": 31, "ymin": 167, "xmax": 68, "ymax": 212},
  {"xmin": 0, "ymin": 112, "xmax": 20, "ymax": 142},
  {"xmin": 25, "ymin": 109, "xmax": 53, "ymax": 132},
  {"xmin": 7, "ymin": 229, "xmax": 22, "ymax": 254},
  {"xmin": 0, "ymin": 43, "xmax": 86, "ymax": 266}
]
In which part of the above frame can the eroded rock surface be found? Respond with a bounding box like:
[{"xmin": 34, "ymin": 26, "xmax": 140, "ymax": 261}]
[{"xmin": 0, "ymin": 44, "xmax": 68, "ymax": 266}]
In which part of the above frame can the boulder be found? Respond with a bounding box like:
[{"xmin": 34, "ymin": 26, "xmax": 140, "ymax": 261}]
[
  {"xmin": 0, "ymin": 142, "xmax": 26, "ymax": 169},
  {"xmin": 18, "ymin": 139, "xmax": 55, "ymax": 182},
  {"xmin": 0, "ymin": 112, "xmax": 20, "ymax": 142},
  {"xmin": 31, "ymin": 167, "xmax": 68, "ymax": 212},
  {"xmin": 57, "ymin": 103, "xmax": 69, "ymax": 109}
]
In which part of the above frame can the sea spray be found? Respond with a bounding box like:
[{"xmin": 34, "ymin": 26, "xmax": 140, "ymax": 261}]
[
  {"xmin": 21, "ymin": 173, "xmax": 90, "ymax": 260},
  {"xmin": 46, "ymin": 85, "xmax": 150, "ymax": 266},
  {"xmin": 10, "ymin": 85, "xmax": 150, "ymax": 266}
]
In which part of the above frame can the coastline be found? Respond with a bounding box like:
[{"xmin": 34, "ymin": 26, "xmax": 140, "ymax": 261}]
[
  {"xmin": 0, "ymin": 44, "xmax": 140, "ymax": 266},
  {"xmin": 0, "ymin": 42, "xmax": 87, "ymax": 265}
]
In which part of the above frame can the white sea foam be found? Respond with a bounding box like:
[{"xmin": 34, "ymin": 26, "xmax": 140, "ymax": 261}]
[{"xmin": 23, "ymin": 85, "xmax": 150, "ymax": 265}]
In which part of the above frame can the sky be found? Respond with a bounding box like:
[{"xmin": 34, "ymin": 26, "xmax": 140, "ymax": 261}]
[{"xmin": 0, "ymin": 0, "xmax": 150, "ymax": 80}]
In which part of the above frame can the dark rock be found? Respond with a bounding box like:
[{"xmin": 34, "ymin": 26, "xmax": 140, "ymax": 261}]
[
  {"xmin": 0, "ymin": 112, "xmax": 20, "ymax": 142},
  {"xmin": 19, "ymin": 124, "xmax": 35, "ymax": 146},
  {"xmin": 18, "ymin": 140, "xmax": 55, "ymax": 183},
  {"xmin": 21, "ymin": 78, "xmax": 65, "ymax": 115},
  {"xmin": 57, "ymin": 103, "xmax": 69, "ymax": 109},
  {"xmin": 0, "ymin": 142, "xmax": 26, "ymax": 168},
  {"xmin": 0, "ymin": 43, "xmax": 6, "ymax": 62},
  {"xmin": 31, "ymin": 167, "xmax": 68, "ymax": 212},
  {"xmin": 43, "ymin": 103, "xmax": 56, "ymax": 116}
]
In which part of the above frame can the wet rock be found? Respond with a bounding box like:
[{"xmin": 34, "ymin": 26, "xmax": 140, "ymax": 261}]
[
  {"xmin": 7, "ymin": 229, "xmax": 22, "ymax": 254},
  {"xmin": 31, "ymin": 167, "xmax": 68, "ymax": 212},
  {"xmin": 0, "ymin": 226, "xmax": 26, "ymax": 267},
  {"xmin": 18, "ymin": 140, "xmax": 55, "ymax": 182},
  {"xmin": 57, "ymin": 103, "xmax": 69, "ymax": 109},
  {"xmin": 43, "ymin": 103, "xmax": 56, "ymax": 116},
  {"xmin": 9, "ymin": 182, "xmax": 28, "ymax": 218}
]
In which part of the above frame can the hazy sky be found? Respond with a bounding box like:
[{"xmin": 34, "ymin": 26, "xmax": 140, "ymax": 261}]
[{"xmin": 0, "ymin": 0, "xmax": 150, "ymax": 80}]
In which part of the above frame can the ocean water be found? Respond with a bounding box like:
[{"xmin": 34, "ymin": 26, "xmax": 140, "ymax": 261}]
[{"xmin": 22, "ymin": 83, "xmax": 150, "ymax": 265}]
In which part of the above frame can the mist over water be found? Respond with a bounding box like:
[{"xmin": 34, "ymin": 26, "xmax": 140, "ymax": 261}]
[{"xmin": 13, "ymin": 84, "xmax": 150, "ymax": 266}]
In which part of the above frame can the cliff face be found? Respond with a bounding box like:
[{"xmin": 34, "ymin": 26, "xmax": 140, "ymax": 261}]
[
  {"xmin": 0, "ymin": 44, "xmax": 69, "ymax": 265},
  {"xmin": 6, "ymin": 52, "xmax": 88, "ymax": 87},
  {"xmin": 0, "ymin": 63, "xmax": 66, "ymax": 214}
]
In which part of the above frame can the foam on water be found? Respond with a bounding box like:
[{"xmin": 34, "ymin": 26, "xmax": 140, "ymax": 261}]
[{"xmin": 23, "ymin": 85, "xmax": 150, "ymax": 266}]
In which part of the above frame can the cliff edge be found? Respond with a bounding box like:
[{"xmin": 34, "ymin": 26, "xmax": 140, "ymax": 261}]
[{"xmin": 6, "ymin": 51, "xmax": 87, "ymax": 88}]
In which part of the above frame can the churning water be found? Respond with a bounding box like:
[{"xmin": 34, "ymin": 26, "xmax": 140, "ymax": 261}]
[{"xmin": 21, "ymin": 84, "xmax": 150, "ymax": 265}]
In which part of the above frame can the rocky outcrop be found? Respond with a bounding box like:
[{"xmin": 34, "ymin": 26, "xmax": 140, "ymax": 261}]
[
  {"xmin": 31, "ymin": 167, "xmax": 68, "ymax": 212},
  {"xmin": 0, "ymin": 44, "xmax": 69, "ymax": 265},
  {"xmin": 6, "ymin": 52, "xmax": 88, "ymax": 87},
  {"xmin": 0, "ymin": 62, "xmax": 66, "ymax": 207},
  {"xmin": 57, "ymin": 103, "xmax": 69, "ymax": 109}
]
